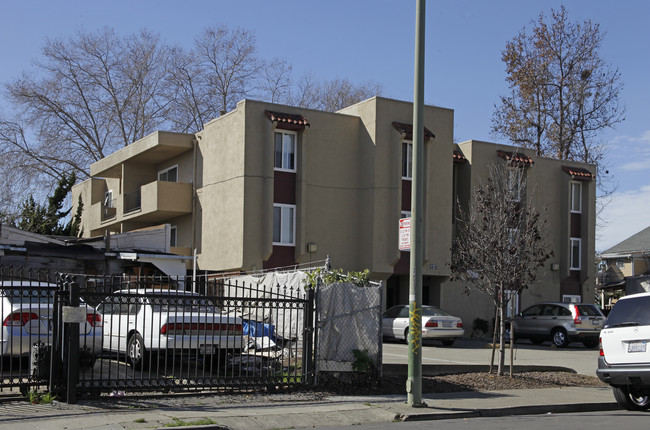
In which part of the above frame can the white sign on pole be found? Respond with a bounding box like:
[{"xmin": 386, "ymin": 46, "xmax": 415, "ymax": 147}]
[{"xmin": 399, "ymin": 217, "xmax": 411, "ymax": 251}]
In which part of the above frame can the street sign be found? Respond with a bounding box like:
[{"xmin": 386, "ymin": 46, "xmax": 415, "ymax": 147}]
[{"xmin": 399, "ymin": 217, "xmax": 411, "ymax": 251}]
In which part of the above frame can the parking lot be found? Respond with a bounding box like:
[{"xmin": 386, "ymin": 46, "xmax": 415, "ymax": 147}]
[{"xmin": 382, "ymin": 338, "xmax": 601, "ymax": 376}]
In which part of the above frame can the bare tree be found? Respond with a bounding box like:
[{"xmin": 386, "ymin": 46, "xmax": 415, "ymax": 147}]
[
  {"xmin": 193, "ymin": 26, "xmax": 262, "ymax": 115},
  {"xmin": 0, "ymin": 24, "xmax": 385, "ymax": 221},
  {"xmin": 451, "ymin": 162, "xmax": 552, "ymax": 376},
  {"xmin": 492, "ymin": 6, "xmax": 623, "ymax": 207},
  {"xmin": 315, "ymin": 77, "xmax": 383, "ymax": 112},
  {"xmin": 260, "ymin": 58, "xmax": 293, "ymax": 104},
  {"xmin": 2, "ymin": 28, "xmax": 173, "ymax": 176}
]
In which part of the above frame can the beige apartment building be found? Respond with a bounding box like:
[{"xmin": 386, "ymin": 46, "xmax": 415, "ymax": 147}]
[{"xmin": 72, "ymin": 96, "xmax": 596, "ymax": 324}]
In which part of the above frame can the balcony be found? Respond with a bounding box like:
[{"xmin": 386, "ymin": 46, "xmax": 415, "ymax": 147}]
[{"xmin": 89, "ymin": 181, "xmax": 193, "ymax": 233}]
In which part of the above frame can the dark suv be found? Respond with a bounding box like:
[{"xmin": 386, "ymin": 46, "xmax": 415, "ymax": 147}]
[
  {"xmin": 597, "ymin": 292, "xmax": 650, "ymax": 410},
  {"xmin": 512, "ymin": 302, "xmax": 605, "ymax": 348}
]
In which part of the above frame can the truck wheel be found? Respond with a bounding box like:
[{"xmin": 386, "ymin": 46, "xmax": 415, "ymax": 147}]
[{"xmin": 613, "ymin": 386, "xmax": 650, "ymax": 410}]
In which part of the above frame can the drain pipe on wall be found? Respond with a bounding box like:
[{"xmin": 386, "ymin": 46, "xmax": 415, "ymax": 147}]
[{"xmin": 191, "ymin": 137, "xmax": 199, "ymax": 292}]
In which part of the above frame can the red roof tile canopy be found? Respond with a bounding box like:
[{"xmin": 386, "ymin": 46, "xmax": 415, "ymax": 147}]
[
  {"xmin": 562, "ymin": 166, "xmax": 594, "ymax": 181},
  {"xmin": 392, "ymin": 122, "xmax": 435, "ymax": 141},
  {"xmin": 497, "ymin": 150, "xmax": 534, "ymax": 168},
  {"xmin": 265, "ymin": 110, "xmax": 310, "ymax": 131},
  {"xmin": 453, "ymin": 150, "xmax": 467, "ymax": 163}
]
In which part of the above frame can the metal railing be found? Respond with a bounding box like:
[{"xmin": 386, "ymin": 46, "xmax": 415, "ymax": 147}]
[{"xmin": 0, "ymin": 269, "xmax": 314, "ymax": 402}]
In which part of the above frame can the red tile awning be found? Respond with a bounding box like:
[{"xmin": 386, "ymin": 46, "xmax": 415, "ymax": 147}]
[
  {"xmin": 453, "ymin": 150, "xmax": 467, "ymax": 163},
  {"xmin": 497, "ymin": 150, "xmax": 534, "ymax": 167},
  {"xmin": 392, "ymin": 122, "xmax": 435, "ymax": 141},
  {"xmin": 265, "ymin": 110, "xmax": 310, "ymax": 131},
  {"xmin": 562, "ymin": 166, "xmax": 594, "ymax": 181}
]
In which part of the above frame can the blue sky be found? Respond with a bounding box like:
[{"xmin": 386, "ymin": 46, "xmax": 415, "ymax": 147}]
[{"xmin": 1, "ymin": 0, "xmax": 648, "ymax": 252}]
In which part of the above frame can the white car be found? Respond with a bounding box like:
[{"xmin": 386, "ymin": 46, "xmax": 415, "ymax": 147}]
[
  {"xmin": 382, "ymin": 305, "xmax": 464, "ymax": 346},
  {"xmin": 597, "ymin": 292, "xmax": 650, "ymax": 410},
  {"xmin": 1, "ymin": 281, "xmax": 103, "ymax": 358},
  {"xmin": 96, "ymin": 289, "xmax": 244, "ymax": 369}
]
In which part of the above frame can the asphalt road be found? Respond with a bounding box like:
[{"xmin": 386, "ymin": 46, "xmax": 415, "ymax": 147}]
[
  {"xmin": 300, "ymin": 411, "xmax": 649, "ymax": 430},
  {"xmin": 382, "ymin": 337, "xmax": 601, "ymax": 376}
]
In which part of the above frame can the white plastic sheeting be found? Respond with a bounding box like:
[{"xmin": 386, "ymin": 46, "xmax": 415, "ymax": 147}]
[
  {"xmin": 316, "ymin": 282, "xmax": 382, "ymax": 369},
  {"xmin": 222, "ymin": 271, "xmax": 309, "ymax": 341}
]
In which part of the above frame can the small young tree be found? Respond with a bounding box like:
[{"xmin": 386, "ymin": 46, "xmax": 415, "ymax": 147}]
[{"xmin": 451, "ymin": 161, "xmax": 552, "ymax": 376}]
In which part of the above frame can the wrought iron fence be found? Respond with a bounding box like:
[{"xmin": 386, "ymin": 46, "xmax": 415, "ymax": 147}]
[{"xmin": 0, "ymin": 268, "xmax": 314, "ymax": 402}]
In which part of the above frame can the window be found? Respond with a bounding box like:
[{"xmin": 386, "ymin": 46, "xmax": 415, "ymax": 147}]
[
  {"xmin": 507, "ymin": 168, "xmax": 521, "ymax": 201},
  {"xmin": 570, "ymin": 181, "xmax": 582, "ymax": 213},
  {"xmin": 274, "ymin": 131, "xmax": 296, "ymax": 171},
  {"xmin": 616, "ymin": 260, "xmax": 625, "ymax": 270},
  {"xmin": 402, "ymin": 141, "xmax": 413, "ymax": 179},
  {"xmin": 570, "ymin": 238, "xmax": 581, "ymax": 270},
  {"xmin": 562, "ymin": 295, "xmax": 581, "ymax": 304},
  {"xmin": 159, "ymin": 165, "xmax": 178, "ymax": 182},
  {"xmin": 273, "ymin": 204, "xmax": 295, "ymax": 245},
  {"xmin": 104, "ymin": 190, "xmax": 114, "ymax": 208},
  {"xmin": 170, "ymin": 225, "xmax": 177, "ymax": 248}
]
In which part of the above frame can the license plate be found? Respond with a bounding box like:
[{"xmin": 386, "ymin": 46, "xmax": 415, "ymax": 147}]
[
  {"xmin": 628, "ymin": 342, "xmax": 647, "ymax": 353},
  {"xmin": 442, "ymin": 321, "xmax": 453, "ymax": 328},
  {"xmin": 199, "ymin": 345, "xmax": 215, "ymax": 355}
]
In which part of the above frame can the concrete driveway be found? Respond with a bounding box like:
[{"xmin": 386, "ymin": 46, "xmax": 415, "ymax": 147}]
[{"xmin": 382, "ymin": 337, "xmax": 601, "ymax": 376}]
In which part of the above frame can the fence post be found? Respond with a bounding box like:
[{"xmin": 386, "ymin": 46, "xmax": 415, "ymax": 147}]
[
  {"xmin": 303, "ymin": 286, "xmax": 315, "ymax": 385},
  {"xmin": 63, "ymin": 274, "xmax": 80, "ymax": 404}
]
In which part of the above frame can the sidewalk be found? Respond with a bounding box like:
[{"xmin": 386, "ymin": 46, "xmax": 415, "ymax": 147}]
[{"xmin": 0, "ymin": 385, "xmax": 619, "ymax": 430}]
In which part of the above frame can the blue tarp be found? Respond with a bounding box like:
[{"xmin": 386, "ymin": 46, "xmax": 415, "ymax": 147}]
[{"xmin": 242, "ymin": 320, "xmax": 275, "ymax": 340}]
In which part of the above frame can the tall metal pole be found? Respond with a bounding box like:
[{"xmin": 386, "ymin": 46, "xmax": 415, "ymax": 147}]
[{"xmin": 407, "ymin": 0, "xmax": 426, "ymax": 408}]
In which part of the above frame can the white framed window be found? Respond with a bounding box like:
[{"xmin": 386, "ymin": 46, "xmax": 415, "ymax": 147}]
[
  {"xmin": 104, "ymin": 190, "xmax": 114, "ymax": 208},
  {"xmin": 274, "ymin": 131, "xmax": 296, "ymax": 172},
  {"xmin": 169, "ymin": 225, "xmax": 177, "ymax": 248},
  {"xmin": 562, "ymin": 295, "xmax": 581, "ymax": 303},
  {"xmin": 505, "ymin": 290, "xmax": 519, "ymax": 318},
  {"xmin": 570, "ymin": 238, "xmax": 581, "ymax": 270},
  {"xmin": 402, "ymin": 141, "xmax": 413, "ymax": 179},
  {"xmin": 616, "ymin": 260, "xmax": 625, "ymax": 270},
  {"xmin": 159, "ymin": 165, "xmax": 178, "ymax": 182},
  {"xmin": 507, "ymin": 168, "xmax": 521, "ymax": 201},
  {"xmin": 570, "ymin": 181, "xmax": 582, "ymax": 213},
  {"xmin": 273, "ymin": 204, "xmax": 295, "ymax": 246}
]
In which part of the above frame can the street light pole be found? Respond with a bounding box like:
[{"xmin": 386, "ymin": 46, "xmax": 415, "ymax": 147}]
[{"xmin": 407, "ymin": 0, "xmax": 426, "ymax": 408}]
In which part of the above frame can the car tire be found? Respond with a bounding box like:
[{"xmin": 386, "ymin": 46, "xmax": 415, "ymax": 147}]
[
  {"xmin": 583, "ymin": 339, "xmax": 599, "ymax": 348},
  {"xmin": 551, "ymin": 328, "xmax": 569, "ymax": 348},
  {"xmin": 404, "ymin": 328, "xmax": 410, "ymax": 345},
  {"xmin": 613, "ymin": 386, "xmax": 650, "ymax": 410},
  {"xmin": 127, "ymin": 333, "xmax": 148, "ymax": 370},
  {"xmin": 441, "ymin": 340, "xmax": 454, "ymax": 347}
]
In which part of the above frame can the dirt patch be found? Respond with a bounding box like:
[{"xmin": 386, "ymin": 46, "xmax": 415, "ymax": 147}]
[{"xmin": 315, "ymin": 369, "xmax": 606, "ymax": 396}]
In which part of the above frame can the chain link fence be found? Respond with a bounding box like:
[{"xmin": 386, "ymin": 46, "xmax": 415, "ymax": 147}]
[{"xmin": 314, "ymin": 281, "xmax": 383, "ymax": 386}]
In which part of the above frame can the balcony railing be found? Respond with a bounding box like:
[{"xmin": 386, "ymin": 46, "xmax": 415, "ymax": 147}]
[{"xmin": 101, "ymin": 198, "xmax": 117, "ymax": 221}]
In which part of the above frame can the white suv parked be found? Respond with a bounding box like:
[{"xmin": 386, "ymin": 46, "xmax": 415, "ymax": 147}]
[{"xmin": 597, "ymin": 292, "xmax": 650, "ymax": 410}]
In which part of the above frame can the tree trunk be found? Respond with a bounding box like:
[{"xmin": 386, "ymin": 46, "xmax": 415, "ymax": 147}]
[
  {"xmin": 497, "ymin": 288, "xmax": 506, "ymax": 376},
  {"xmin": 489, "ymin": 304, "xmax": 499, "ymax": 374}
]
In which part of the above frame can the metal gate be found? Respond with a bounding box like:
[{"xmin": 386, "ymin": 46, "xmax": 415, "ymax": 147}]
[{"xmin": 0, "ymin": 268, "xmax": 314, "ymax": 403}]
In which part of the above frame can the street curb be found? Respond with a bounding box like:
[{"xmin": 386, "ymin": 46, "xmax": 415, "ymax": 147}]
[{"xmin": 400, "ymin": 401, "xmax": 621, "ymax": 421}]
